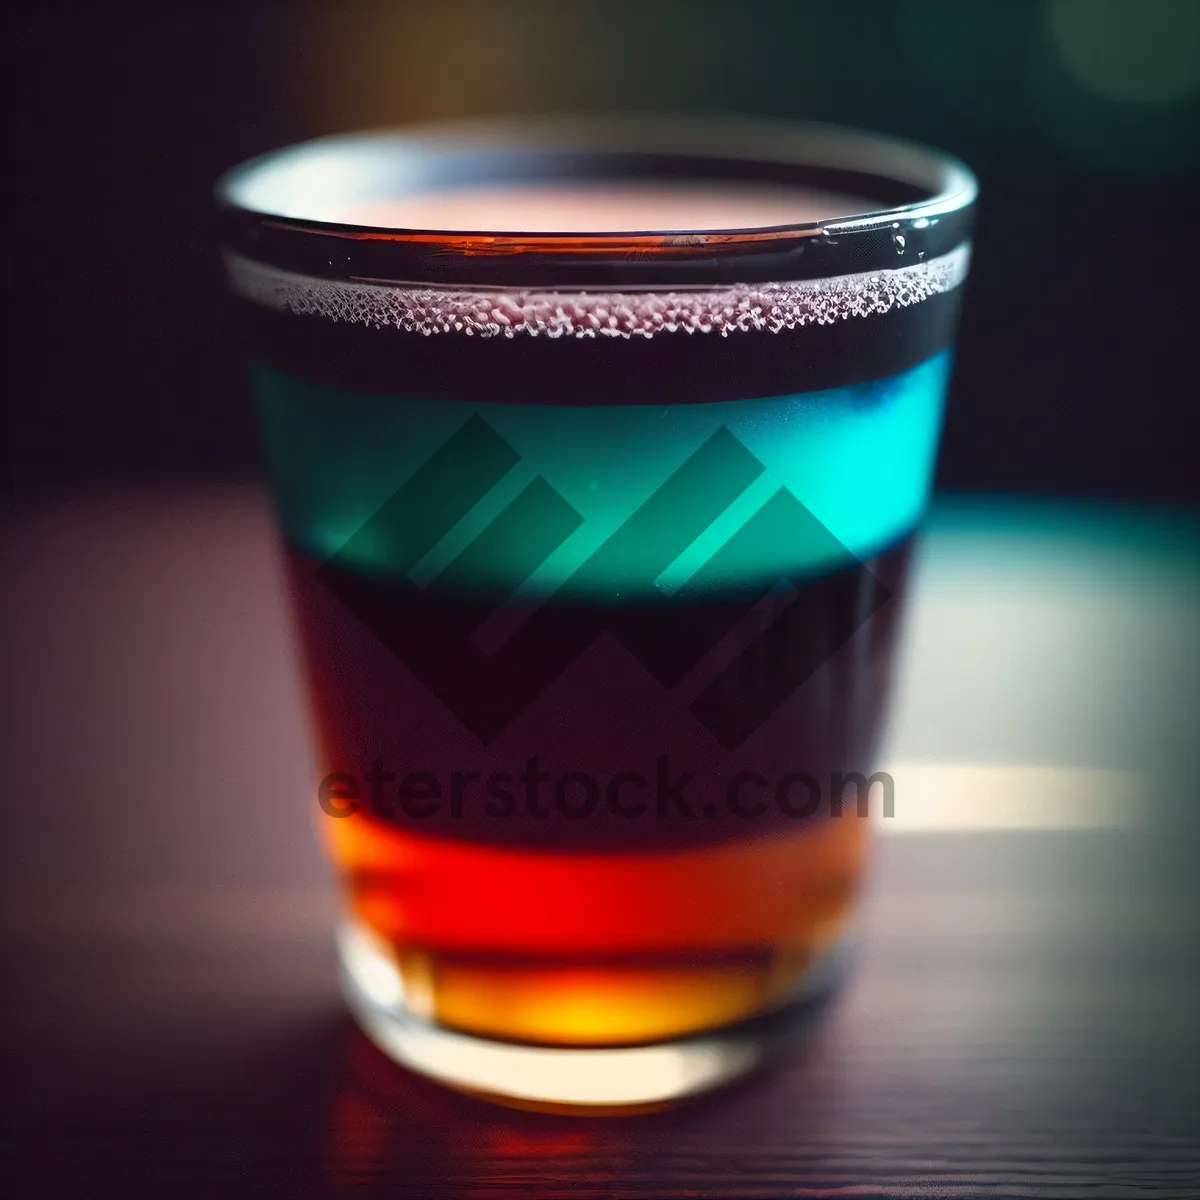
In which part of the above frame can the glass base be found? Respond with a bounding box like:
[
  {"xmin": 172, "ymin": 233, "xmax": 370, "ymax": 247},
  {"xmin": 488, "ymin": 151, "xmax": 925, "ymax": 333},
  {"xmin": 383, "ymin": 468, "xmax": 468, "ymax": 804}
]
[{"xmin": 338, "ymin": 919, "xmax": 847, "ymax": 1110}]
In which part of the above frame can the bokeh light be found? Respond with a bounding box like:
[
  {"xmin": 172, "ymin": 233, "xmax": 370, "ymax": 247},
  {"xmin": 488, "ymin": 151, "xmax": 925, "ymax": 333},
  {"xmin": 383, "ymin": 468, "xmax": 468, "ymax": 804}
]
[
  {"xmin": 1027, "ymin": 0, "xmax": 1200, "ymax": 174},
  {"xmin": 1046, "ymin": 0, "xmax": 1200, "ymax": 106}
]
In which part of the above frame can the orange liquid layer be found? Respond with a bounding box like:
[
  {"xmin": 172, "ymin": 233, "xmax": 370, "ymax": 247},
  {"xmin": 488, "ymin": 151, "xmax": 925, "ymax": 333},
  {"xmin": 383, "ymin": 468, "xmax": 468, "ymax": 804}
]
[{"xmin": 326, "ymin": 811, "xmax": 870, "ymax": 1045}]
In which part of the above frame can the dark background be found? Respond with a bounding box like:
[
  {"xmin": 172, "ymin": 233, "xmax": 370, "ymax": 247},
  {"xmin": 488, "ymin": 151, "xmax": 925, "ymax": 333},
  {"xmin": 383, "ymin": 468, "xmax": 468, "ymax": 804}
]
[
  {"xmin": 3, "ymin": 8, "xmax": 1199, "ymax": 1194},
  {"xmin": 4, "ymin": 0, "xmax": 1198, "ymax": 504}
]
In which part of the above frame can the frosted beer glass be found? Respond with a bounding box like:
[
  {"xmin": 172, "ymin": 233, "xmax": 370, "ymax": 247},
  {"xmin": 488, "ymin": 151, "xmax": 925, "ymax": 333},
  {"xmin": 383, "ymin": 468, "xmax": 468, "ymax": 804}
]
[{"xmin": 216, "ymin": 118, "xmax": 977, "ymax": 1108}]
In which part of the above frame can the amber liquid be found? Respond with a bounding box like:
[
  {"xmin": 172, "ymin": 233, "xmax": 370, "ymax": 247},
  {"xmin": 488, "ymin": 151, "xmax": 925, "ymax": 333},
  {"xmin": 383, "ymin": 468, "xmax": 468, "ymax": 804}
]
[
  {"xmin": 288, "ymin": 539, "xmax": 909, "ymax": 1047},
  {"xmin": 326, "ymin": 798, "xmax": 869, "ymax": 1045},
  {"xmin": 241, "ymin": 166, "xmax": 952, "ymax": 1065}
]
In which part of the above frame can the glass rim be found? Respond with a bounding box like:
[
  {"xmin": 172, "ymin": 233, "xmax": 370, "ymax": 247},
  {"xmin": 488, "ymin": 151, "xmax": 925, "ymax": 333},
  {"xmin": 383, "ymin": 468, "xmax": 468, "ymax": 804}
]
[{"xmin": 216, "ymin": 115, "xmax": 977, "ymax": 289}]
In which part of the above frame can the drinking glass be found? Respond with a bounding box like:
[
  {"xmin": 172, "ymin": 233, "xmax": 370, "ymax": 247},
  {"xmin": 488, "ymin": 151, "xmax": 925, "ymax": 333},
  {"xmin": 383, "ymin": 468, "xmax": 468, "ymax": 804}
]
[{"xmin": 216, "ymin": 117, "xmax": 976, "ymax": 1108}]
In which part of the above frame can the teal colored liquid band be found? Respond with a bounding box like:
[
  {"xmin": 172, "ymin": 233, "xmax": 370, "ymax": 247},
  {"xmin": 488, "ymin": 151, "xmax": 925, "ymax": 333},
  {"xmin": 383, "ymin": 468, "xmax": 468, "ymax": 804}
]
[{"xmin": 255, "ymin": 351, "xmax": 950, "ymax": 601}]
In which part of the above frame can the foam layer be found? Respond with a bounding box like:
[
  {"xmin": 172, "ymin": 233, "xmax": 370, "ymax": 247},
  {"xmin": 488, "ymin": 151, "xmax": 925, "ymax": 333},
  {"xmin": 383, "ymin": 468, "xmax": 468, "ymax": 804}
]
[{"xmin": 225, "ymin": 243, "xmax": 970, "ymax": 340}]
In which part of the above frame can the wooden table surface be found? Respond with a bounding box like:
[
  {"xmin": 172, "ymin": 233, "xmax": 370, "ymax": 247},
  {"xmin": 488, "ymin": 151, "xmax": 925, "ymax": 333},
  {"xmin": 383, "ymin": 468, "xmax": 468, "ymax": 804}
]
[{"xmin": 2, "ymin": 489, "xmax": 1198, "ymax": 1198}]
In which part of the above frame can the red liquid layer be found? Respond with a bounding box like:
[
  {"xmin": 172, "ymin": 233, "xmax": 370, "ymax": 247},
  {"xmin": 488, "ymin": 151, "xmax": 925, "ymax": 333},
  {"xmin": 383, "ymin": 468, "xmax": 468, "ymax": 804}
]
[{"xmin": 288, "ymin": 539, "xmax": 910, "ymax": 1045}]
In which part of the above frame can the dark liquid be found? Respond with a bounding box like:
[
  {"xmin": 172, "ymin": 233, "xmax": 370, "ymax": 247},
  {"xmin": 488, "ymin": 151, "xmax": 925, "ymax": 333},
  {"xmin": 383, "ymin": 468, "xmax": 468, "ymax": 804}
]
[
  {"xmin": 221, "ymin": 123, "xmax": 970, "ymax": 1088},
  {"xmin": 285, "ymin": 535, "xmax": 912, "ymax": 1045},
  {"xmin": 239, "ymin": 197, "xmax": 952, "ymax": 1045}
]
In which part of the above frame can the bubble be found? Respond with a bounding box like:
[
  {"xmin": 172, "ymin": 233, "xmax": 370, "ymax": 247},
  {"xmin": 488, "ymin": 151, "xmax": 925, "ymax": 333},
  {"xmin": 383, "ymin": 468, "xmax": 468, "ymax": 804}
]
[{"xmin": 224, "ymin": 245, "xmax": 971, "ymax": 339}]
